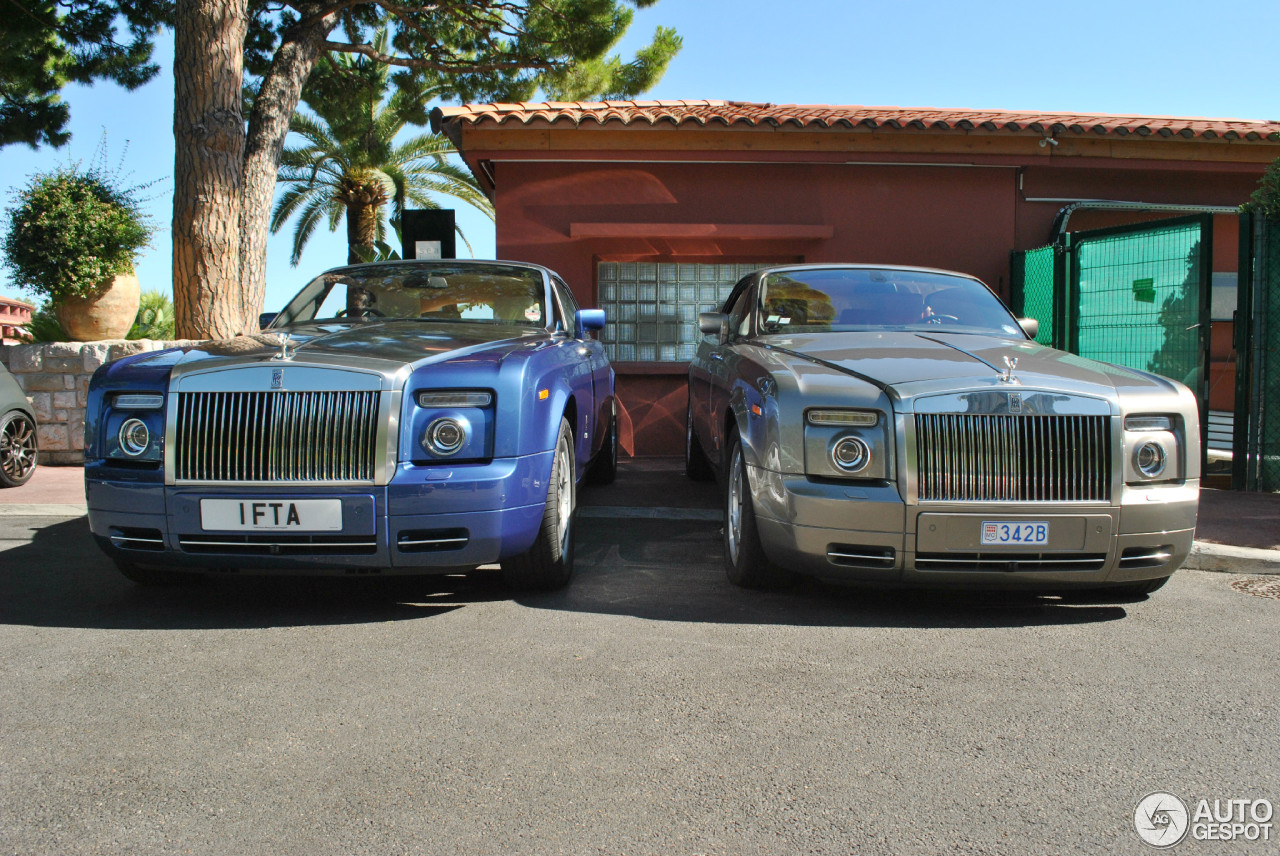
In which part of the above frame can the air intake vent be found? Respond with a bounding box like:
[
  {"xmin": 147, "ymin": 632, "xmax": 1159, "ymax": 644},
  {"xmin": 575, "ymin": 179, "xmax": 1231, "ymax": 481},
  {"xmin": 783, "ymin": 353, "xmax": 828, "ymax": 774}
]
[
  {"xmin": 178, "ymin": 534, "xmax": 377, "ymax": 555},
  {"xmin": 915, "ymin": 414, "xmax": 1111, "ymax": 502},
  {"xmin": 827, "ymin": 544, "xmax": 896, "ymax": 569},
  {"xmin": 1119, "ymin": 545, "xmax": 1173, "ymax": 569},
  {"xmin": 397, "ymin": 529, "xmax": 469, "ymax": 553},
  {"xmin": 915, "ymin": 552, "xmax": 1107, "ymax": 573},
  {"xmin": 110, "ymin": 527, "xmax": 165, "ymax": 551}
]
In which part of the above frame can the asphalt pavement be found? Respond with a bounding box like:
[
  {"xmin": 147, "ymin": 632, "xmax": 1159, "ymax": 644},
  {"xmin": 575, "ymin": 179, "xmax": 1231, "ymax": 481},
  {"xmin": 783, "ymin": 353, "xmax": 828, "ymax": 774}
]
[{"xmin": 2, "ymin": 468, "xmax": 1279, "ymax": 854}]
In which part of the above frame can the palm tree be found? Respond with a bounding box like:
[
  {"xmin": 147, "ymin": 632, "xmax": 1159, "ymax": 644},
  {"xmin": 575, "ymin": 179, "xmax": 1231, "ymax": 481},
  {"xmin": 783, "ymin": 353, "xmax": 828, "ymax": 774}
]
[{"xmin": 270, "ymin": 34, "xmax": 492, "ymax": 266}]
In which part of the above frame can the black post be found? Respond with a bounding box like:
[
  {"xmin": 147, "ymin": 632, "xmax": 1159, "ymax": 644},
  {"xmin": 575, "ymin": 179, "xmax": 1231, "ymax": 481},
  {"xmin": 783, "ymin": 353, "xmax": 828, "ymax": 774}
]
[{"xmin": 400, "ymin": 210, "xmax": 456, "ymax": 260}]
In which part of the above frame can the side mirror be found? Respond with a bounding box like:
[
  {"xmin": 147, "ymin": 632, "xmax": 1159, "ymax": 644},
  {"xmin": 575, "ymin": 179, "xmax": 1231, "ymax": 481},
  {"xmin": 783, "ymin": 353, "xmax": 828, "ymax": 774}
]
[
  {"xmin": 576, "ymin": 308, "xmax": 606, "ymax": 333},
  {"xmin": 259, "ymin": 312, "xmax": 278, "ymax": 330},
  {"xmin": 1018, "ymin": 317, "xmax": 1039, "ymax": 340},
  {"xmin": 698, "ymin": 312, "xmax": 728, "ymax": 339}
]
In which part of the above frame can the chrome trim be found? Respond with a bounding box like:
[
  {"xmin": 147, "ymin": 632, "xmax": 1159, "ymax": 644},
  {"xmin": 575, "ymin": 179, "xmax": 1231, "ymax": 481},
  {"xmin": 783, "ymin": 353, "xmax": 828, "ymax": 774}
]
[
  {"xmin": 165, "ymin": 361, "xmax": 404, "ymax": 486},
  {"xmin": 913, "ymin": 413, "xmax": 1111, "ymax": 503},
  {"xmin": 915, "ymin": 552, "xmax": 1107, "ymax": 572},
  {"xmin": 913, "ymin": 391, "xmax": 1111, "ymax": 416},
  {"xmin": 178, "ymin": 539, "xmax": 378, "ymax": 549},
  {"xmin": 398, "ymin": 537, "xmax": 468, "ymax": 547},
  {"xmin": 110, "ymin": 535, "xmax": 165, "ymax": 549}
]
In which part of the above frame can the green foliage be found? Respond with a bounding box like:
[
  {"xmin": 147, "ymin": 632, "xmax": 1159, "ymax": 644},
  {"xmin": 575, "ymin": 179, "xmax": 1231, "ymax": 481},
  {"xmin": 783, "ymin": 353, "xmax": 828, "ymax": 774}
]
[
  {"xmin": 1245, "ymin": 157, "xmax": 1280, "ymax": 218},
  {"xmin": 17, "ymin": 290, "xmax": 174, "ymax": 343},
  {"xmin": 244, "ymin": 1, "xmax": 681, "ymax": 114},
  {"xmin": 15, "ymin": 302, "xmax": 68, "ymax": 343},
  {"xmin": 0, "ymin": 0, "xmax": 170, "ymax": 149},
  {"xmin": 127, "ymin": 290, "xmax": 175, "ymax": 340},
  {"xmin": 2, "ymin": 160, "xmax": 155, "ymax": 302},
  {"xmin": 271, "ymin": 31, "xmax": 492, "ymax": 266}
]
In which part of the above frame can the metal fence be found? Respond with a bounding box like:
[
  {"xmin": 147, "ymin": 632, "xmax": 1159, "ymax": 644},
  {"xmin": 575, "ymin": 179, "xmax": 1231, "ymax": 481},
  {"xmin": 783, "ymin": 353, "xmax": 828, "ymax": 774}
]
[
  {"xmin": 1010, "ymin": 245, "xmax": 1055, "ymax": 346},
  {"xmin": 1069, "ymin": 216, "xmax": 1209, "ymax": 391},
  {"xmin": 1236, "ymin": 214, "xmax": 1280, "ymax": 491}
]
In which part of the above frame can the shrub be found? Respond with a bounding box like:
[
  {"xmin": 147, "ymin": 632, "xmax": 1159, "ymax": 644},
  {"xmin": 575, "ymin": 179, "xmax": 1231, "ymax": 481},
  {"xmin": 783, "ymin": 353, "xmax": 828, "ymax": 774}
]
[
  {"xmin": 2, "ymin": 164, "xmax": 154, "ymax": 302},
  {"xmin": 1245, "ymin": 156, "xmax": 1280, "ymax": 217},
  {"xmin": 15, "ymin": 302, "xmax": 68, "ymax": 343},
  {"xmin": 127, "ymin": 290, "xmax": 175, "ymax": 340}
]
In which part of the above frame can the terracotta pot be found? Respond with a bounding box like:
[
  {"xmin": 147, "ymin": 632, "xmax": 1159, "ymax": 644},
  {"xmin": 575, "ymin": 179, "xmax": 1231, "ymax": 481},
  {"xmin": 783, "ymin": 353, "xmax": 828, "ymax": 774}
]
[{"xmin": 55, "ymin": 272, "xmax": 141, "ymax": 341}]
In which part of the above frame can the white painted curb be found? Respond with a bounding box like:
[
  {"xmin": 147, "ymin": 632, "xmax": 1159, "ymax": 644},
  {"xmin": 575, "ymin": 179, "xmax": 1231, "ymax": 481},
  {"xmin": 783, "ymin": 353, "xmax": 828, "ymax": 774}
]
[{"xmin": 1185, "ymin": 541, "xmax": 1280, "ymax": 575}]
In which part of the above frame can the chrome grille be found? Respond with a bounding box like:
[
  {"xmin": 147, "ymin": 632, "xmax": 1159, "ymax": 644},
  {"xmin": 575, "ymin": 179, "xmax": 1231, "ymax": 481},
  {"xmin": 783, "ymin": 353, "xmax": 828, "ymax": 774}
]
[
  {"xmin": 175, "ymin": 391, "xmax": 380, "ymax": 482},
  {"xmin": 915, "ymin": 414, "xmax": 1111, "ymax": 502}
]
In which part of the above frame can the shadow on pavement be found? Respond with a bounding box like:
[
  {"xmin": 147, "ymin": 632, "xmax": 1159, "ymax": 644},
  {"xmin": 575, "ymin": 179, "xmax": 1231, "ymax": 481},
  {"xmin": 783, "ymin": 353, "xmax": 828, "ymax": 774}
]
[
  {"xmin": 517, "ymin": 517, "xmax": 1131, "ymax": 628},
  {"xmin": 0, "ymin": 516, "xmax": 503, "ymax": 631},
  {"xmin": 2, "ymin": 514, "xmax": 1130, "ymax": 632}
]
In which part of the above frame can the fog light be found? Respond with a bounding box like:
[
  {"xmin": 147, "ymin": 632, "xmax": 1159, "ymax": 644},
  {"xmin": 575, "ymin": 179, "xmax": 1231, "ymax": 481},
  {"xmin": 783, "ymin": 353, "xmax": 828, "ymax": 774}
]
[
  {"xmin": 424, "ymin": 417, "xmax": 466, "ymax": 456},
  {"xmin": 1135, "ymin": 441, "xmax": 1166, "ymax": 478},
  {"xmin": 831, "ymin": 436, "xmax": 871, "ymax": 473},
  {"xmin": 119, "ymin": 418, "xmax": 151, "ymax": 457}
]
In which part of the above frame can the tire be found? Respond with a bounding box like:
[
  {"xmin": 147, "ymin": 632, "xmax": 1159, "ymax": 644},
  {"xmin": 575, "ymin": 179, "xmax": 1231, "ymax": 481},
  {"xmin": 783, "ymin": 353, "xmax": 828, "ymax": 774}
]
[
  {"xmin": 586, "ymin": 399, "xmax": 618, "ymax": 485},
  {"xmin": 684, "ymin": 393, "xmax": 714, "ymax": 482},
  {"xmin": 0, "ymin": 410, "xmax": 38, "ymax": 488},
  {"xmin": 723, "ymin": 427, "xmax": 791, "ymax": 589},
  {"xmin": 113, "ymin": 557, "xmax": 188, "ymax": 586},
  {"xmin": 503, "ymin": 417, "xmax": 576, "ymax": 590}
]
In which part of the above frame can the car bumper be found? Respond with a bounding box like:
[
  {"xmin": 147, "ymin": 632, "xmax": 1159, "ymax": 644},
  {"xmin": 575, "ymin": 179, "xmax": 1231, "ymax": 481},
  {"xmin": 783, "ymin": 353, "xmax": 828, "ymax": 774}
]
[
  {"xmin": 748, "ymin": 466, "xmax": 1198, "ymax": 589},
  {"xmin": 86, "ymin": 452, "xmax": 553, "ymax": 576}
]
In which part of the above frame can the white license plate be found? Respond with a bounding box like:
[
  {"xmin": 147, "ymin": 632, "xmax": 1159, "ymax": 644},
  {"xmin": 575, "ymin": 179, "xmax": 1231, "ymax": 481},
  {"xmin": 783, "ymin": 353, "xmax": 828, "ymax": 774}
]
[
  {"xmin": 981, "ymin": 520, "xmax": 1049, "ymax": 546},
  {"xmin": 200, "ymin": 499, "xmax": 343, "ymax": 531}
]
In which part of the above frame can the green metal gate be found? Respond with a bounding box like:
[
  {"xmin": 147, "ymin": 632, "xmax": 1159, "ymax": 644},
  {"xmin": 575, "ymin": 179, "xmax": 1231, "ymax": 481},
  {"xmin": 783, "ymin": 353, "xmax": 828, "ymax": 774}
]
[
  {"xmin": 1010, "ymin": 245, "xmax": 1056, "ymax": 346},
  {"xmin": 1069, "ymin": 216, "xmax": 1210, "ymax": 396},
  {"xmin": 1011, "ymin": 214, "xmax": 1212, "ymax": 450},
  {"xmin": 1235, "ymin": 213, "xmax": 1280, "ymax": 491}
]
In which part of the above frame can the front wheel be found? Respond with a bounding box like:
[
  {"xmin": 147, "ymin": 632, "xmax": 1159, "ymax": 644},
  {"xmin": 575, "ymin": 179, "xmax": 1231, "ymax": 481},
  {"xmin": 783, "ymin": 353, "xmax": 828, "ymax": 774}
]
[
  {"xmin": 0, "ymin": 410, "xmax": 38, "ymax": 488},
  {"xmin": 723, "ymin": 428, "xmax": 791, "ymax": 589},
  {"xmin": 503, "ymin": 418, "xmax": 576, "ymax": 590}
]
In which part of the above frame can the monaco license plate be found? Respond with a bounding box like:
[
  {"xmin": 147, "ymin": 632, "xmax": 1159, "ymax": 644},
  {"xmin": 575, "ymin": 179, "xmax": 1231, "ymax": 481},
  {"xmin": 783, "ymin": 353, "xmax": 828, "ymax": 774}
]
[
  {"xmin": 200, "ymin": 498, "xmax": 343, "ymax": 531},
  {"xmin": 981, "ymin": 520, "xmax": 1049, "ymax": 546}
]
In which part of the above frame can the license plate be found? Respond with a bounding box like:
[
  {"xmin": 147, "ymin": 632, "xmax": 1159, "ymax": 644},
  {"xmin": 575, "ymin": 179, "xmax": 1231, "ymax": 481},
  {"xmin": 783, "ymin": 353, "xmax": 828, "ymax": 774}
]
[
  {"xmin": 980, "ymin": 520, "xmax": 1049, "ymax": 546},
  {"xmin": 200, "ymin": 499, "xmax": 343, "ymax": 531}
]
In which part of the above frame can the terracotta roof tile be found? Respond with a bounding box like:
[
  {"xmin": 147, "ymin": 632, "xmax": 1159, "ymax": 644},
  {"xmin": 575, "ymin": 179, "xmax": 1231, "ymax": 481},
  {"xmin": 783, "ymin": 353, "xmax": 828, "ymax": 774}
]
[{"xmin": 434, "ymin": 100, "xmax": 1280, "ymax": 142}]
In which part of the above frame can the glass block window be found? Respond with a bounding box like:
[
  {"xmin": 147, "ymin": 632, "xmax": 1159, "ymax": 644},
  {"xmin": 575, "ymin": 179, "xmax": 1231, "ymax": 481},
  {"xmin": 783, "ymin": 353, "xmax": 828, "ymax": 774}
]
[{"xmin": 597, "ymin": 261, "xmax": 784, "ymax": 362}]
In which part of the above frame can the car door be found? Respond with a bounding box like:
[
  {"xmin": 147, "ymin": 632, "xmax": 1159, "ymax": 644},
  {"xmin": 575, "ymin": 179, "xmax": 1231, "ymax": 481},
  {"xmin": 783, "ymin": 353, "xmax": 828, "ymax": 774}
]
[
  {"xmin": 550, "ymin": 276, "xmax": 603, "ymax": 466},
  {"xmin": 705, "ymin": 278, "xmax": 758, "ymax": 463}
]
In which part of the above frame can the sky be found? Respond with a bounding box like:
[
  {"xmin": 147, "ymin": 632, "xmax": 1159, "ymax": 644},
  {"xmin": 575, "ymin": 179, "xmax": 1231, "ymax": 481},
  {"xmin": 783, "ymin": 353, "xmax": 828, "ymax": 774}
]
[{"xmin": 2, "ymin": 0, "xmax": 1277, "ymax": 313}]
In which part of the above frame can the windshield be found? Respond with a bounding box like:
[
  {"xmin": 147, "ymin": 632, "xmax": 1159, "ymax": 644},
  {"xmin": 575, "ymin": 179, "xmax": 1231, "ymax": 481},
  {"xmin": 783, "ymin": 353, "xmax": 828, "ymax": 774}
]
[
  {"xmin": 757, "ymin": 268, "xmax": 1025, "ymax": 337},
  {"xmin": 271, "ymin": 262, "xmax": 549, "ymax": 327}
]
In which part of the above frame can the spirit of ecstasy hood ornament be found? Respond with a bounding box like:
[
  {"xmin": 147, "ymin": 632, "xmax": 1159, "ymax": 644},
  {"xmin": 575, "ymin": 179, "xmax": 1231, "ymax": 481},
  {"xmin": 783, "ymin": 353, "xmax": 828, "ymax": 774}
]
[
  {"xmin": 998, "ymin": 355, "xmax": 1020, "ymax": 385},
  {"xmin": 270, "ymin": 332, "xmax": 297, "ymax": 361}
]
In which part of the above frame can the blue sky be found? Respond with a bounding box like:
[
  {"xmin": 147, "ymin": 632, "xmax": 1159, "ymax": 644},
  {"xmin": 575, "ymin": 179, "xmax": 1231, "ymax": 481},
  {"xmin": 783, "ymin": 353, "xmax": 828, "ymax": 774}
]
[{"xmin": 2, "ymin": 0, "xmax": 1277, "ymax": 313}]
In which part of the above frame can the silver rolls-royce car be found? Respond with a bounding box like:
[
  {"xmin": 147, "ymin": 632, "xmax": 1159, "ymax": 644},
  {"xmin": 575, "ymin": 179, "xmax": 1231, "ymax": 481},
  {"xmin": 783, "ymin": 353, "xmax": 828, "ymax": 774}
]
[{"xmin": 686, "ymin": 264, "xmax": 1199, "ymax": 595}]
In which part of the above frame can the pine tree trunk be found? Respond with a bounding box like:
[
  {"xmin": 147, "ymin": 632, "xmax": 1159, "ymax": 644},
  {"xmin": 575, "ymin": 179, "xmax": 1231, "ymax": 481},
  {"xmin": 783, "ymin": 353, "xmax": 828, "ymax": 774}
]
[
  {"xmin": 171, "ymin": 0, "xmax": 248, "ymax": 340},
  {"xmin": 239, "ymin": 13, "xmax": 339, "ymax": 316}
]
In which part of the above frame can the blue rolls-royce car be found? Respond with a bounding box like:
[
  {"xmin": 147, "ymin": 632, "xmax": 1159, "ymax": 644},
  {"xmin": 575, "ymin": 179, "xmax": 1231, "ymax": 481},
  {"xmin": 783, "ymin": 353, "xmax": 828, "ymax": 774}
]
[{"xmin": 85, "ymin": 260, "xmax": 616, "ymax": 589}]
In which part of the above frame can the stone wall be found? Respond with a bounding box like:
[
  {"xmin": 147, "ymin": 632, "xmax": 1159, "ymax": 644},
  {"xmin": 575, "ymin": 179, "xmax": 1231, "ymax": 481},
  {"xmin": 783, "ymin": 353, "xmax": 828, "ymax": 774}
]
[{"xmin": 0, "ymin": 340, "xmax": 196, "ymax": 465}]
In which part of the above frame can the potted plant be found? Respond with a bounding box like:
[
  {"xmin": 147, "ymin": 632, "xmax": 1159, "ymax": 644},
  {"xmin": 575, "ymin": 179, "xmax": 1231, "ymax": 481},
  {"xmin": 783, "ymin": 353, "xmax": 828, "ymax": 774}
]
[{"xmin": 2, "ymin": 164, "xmax": 153, "ymax": 341}]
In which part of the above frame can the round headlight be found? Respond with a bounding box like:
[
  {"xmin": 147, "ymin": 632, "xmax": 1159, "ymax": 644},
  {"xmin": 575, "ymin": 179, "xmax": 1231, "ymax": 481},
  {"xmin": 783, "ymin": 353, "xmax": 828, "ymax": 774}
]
[
  {"xmin": 119, "ymin": 418, "xmax": 150, "ymax": 457},
  {"xmin": 1135, "ymin": 441, "xmax": 1166, "ymax": 478},
  {"xmin": 831, "ymin": 436, "xmax": 871, "ymax": 473},
  {"xmin": 424, "ymin": 417, "xmax": 466, "ymax": 456}
]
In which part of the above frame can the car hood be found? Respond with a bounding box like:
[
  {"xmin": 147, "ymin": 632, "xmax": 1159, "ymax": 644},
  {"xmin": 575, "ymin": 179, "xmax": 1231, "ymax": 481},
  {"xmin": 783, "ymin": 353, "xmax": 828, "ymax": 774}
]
[
  {"xmin": 130, "ymin": 320, "xmax": 547, "ymax": 373},
  {"xmin": 759, "ymin": 331, "xmax": 1173, "ymax": 394}
]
